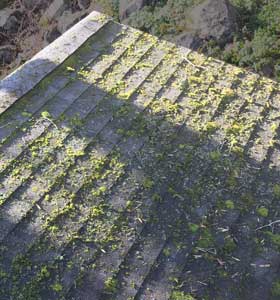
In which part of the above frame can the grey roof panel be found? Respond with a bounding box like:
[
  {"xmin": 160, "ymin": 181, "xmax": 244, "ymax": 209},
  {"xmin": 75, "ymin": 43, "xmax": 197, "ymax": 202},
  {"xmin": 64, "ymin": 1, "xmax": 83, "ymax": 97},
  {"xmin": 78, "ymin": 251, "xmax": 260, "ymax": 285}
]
[{"xmin": 0, "ymin": 10, "xmax": 280, "ymax": 300}]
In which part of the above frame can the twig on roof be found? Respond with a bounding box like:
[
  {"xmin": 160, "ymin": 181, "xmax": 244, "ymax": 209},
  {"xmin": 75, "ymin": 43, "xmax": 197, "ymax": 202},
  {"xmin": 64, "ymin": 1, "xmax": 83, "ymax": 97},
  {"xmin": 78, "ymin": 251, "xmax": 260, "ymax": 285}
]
[
  {"xmin": 255, "ymin": 220, "xmax": 280, "ymax": 231},
  {"xmin": 184, "ymin": 57, "xmax": 207, "ymax": 70}
]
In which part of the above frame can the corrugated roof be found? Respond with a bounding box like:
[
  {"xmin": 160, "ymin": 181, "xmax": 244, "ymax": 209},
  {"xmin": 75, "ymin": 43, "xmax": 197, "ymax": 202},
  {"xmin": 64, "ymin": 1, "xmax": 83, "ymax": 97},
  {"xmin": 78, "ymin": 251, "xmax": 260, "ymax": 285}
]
[{"xmin": 0, "ymin": 10, "xmax": 280, "ymax": 300}]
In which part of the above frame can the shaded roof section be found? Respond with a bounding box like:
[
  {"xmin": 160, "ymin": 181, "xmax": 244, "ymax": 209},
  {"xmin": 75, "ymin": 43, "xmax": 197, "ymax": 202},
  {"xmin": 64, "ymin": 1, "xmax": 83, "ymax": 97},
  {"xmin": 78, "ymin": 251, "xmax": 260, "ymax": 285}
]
[{"xmin": 0, "ymin": 10, "xmax": 280, "ymax": 300}]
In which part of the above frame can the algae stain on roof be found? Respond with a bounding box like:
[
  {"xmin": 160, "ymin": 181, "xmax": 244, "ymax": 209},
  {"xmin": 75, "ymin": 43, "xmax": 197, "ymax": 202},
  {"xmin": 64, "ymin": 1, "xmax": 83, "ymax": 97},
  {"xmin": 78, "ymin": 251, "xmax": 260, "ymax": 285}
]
[{"xmin": 0, "ymin": 10, "xmax": 280, "ymax": 300}]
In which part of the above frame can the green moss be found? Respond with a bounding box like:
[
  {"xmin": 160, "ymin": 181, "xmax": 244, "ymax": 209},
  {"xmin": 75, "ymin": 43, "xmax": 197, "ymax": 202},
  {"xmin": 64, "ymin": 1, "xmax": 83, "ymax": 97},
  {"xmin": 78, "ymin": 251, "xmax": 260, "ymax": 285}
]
[
  {"xmin": 240, "ymin": 193, "xmax": 255, "ymax": 210},
  {"xmin": 92, "ymin": 186, "xmax": 107, "ymax": 197},
  {"xmin": 203, "ymin": 121, "xmax": 219, "ymax": 134},
  {"xmin": 217, "ymin": 269, "xmax": 228, "ymax": 278},
  {"xmin": 44, "ymin": 194, "xmax": 50, "ymax": 202},
  {"xmin": 46, "ymin": 224, "xmax": 59, "ymax": 233},
  {"xmin": 209, "ymin": 150, "xmax": 222, "ymax": 161},
  {"xmin": 41, "ymin": 111, "xmax": 51, "ymax": 119},
  {"xmin": 90, "ymin": 205, "xmax": 105, "ymax": 218},
  {"xmin": 163, "ymin": 248, "xmax": 171, "ymax": 257},
  {"xmin": 16, "ymin": 282, "xmax": 41, "ymax": 300},
  {"xmin": 273, "ymin": 184, "xmax": 280, "ymax": 199},
  {"xmin": 0, "ymin": 268, "xmax": 7, "ymax": 280},
  {"xmin": 197, "ymin": 228, "xmax": 214, "ymax": 248},
  {"xmin": 223, "ymin": 237, "xmax": 236, "ymax": 254},
  {"xmin": 39, "ymin": 266, "xmax": 50, "ymax": 279},
  {"xmin": 257, "ymin": 207, "xmax": 269, "ymax": 217},
  {"xmin": 231, "ymin": 145, "xmax": 244, "ymax": 157},
  {"xmin": 221, "ymin": 87, "xmax": 235, "ymax": 98},
  {"xmin": 226, "ymin": 172, "xmax": 238, "ymax": 190},
  {"xmin": 152, "ymin": 193, "xmax": 162, "ymax": 202},
  {"xmin": 143, "ymin": 177, "xmax": 154, "ymax": 189},
  {"xmin": 70, "ymin": 115, "xmax": 83, "ymax": 127},
  {"xmin": 272, "ymin": 280, "xmax": 280, "ymax": 297},
  {"xmin": 66, "ymin": 66, "xmax": 75, "ymax": 72},
  {"xmin": 51, "ymin": 282, "xmax": 63, "ymax": 293},
  {"xmin": 126, "ymin": 200, "xmax": 133, "ymax": 209},
  {"xmin": 266, "ymin": 232, "xmax": 280, "ymax": 249},
  {"xmin": 225, "ymin": 200, "xmax": 235, "ymax": 210},
  {"xmin": 171, "ymin": 291, "xmax": 196, "ymax": 300},
  {"xmin": 226, "ymin": 122, "xmax": 243, "ymax": 135},
  {"xmin": 188, "ymin": 223, "xmax": 200, "ymax": 233},
  {"xmin": 104, "ymin": 276, "xmax": 118, "ymax": 294},
  {"xmin": 21, "ymin": 111, "xmax": 32, "ymax": 118}
]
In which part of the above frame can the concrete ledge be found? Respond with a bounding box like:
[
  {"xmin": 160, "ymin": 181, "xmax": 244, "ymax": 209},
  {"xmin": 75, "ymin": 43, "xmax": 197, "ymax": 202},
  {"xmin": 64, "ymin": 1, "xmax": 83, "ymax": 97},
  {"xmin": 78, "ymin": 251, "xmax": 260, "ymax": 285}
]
[{"xmin": 0, "ymin": 10, "xmax": 110, "ymax": 115}]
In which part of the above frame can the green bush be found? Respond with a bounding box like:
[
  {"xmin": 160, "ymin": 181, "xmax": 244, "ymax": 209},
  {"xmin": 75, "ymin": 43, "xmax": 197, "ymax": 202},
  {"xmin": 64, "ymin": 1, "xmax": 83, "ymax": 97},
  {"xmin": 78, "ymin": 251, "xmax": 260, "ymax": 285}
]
[{"xmin": 222, "ymin": 0, "xmax": 280, "ymax": 80}]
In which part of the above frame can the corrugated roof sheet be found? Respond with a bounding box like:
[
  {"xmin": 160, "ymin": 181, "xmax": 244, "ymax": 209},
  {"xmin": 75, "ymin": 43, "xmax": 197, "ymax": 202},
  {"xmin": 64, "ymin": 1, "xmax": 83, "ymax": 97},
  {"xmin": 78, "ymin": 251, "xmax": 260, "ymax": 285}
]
[{"xmin": 0, "ymin": 10, "xmax": 280, "ymax": 300}]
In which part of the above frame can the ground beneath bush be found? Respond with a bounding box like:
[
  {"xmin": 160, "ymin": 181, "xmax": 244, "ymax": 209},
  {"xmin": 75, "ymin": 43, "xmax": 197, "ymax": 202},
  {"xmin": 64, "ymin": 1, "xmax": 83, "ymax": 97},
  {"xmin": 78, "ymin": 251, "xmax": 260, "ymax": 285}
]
[
  {"xmin": 0, "ymin": 16, "xmax": 280, "ymax": 300},
  {"xmin": 0, "ymin": 0, "xmax": 103, "ymax": 79}
]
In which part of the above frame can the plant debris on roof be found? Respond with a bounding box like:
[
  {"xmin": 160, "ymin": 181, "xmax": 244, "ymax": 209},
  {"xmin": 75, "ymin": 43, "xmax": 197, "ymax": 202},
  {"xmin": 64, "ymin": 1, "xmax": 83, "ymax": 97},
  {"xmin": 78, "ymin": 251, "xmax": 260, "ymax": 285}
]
[{"xmin": 0, "ymin": 10, "xmax": 280, "ymax": 300}]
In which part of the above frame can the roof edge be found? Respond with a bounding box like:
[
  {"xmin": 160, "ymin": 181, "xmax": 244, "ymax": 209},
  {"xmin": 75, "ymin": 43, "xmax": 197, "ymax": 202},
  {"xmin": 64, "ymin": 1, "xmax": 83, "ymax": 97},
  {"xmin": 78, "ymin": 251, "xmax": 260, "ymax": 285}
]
[{"xmin": 0, "ymin": 10, "xmax": 110, "ymax": 115}]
